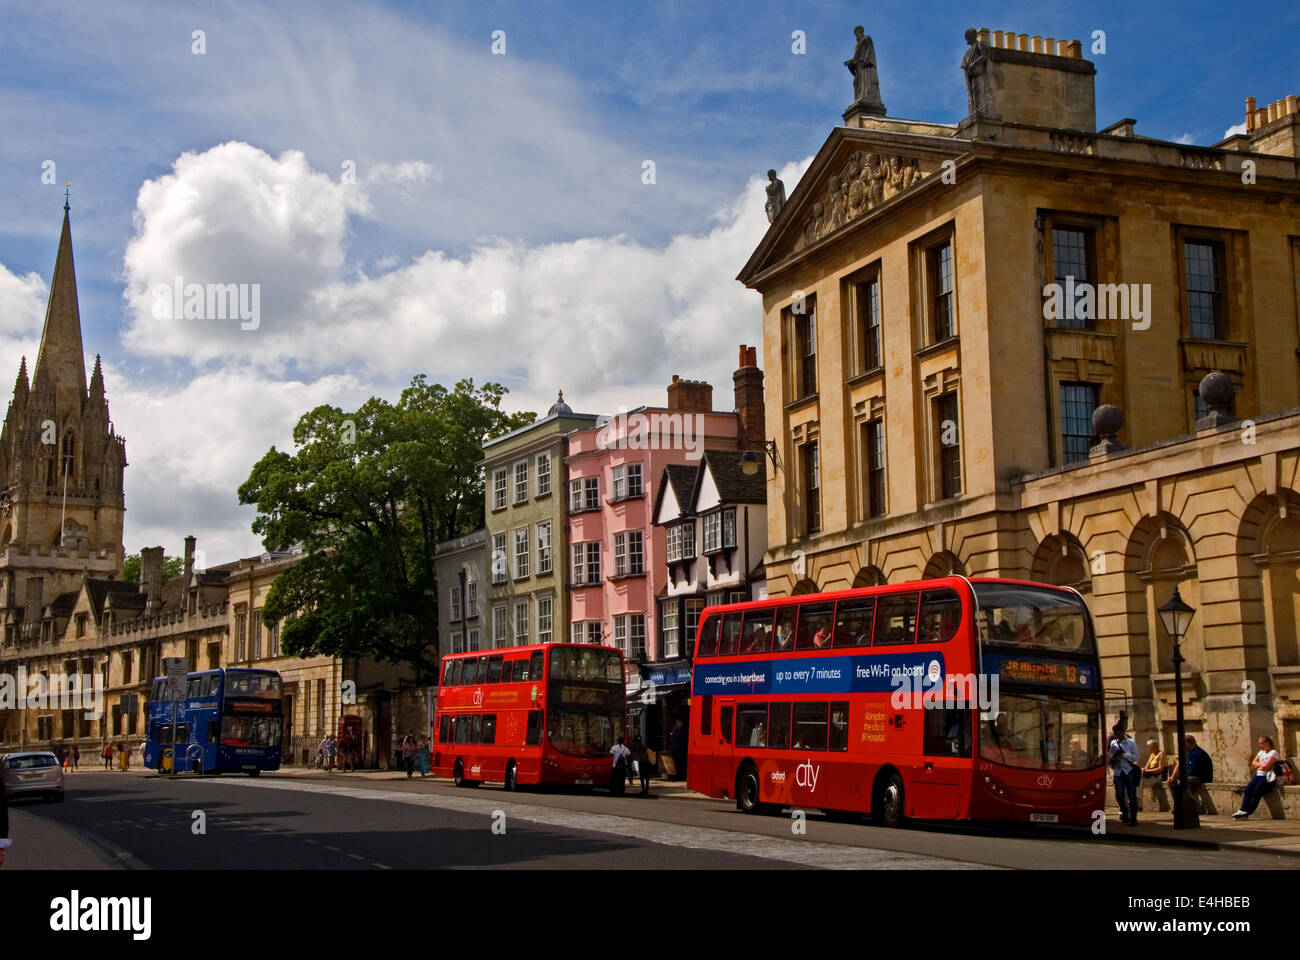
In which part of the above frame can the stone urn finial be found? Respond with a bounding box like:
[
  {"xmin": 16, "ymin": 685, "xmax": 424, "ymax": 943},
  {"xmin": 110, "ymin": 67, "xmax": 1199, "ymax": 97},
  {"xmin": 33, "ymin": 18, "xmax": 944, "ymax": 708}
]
[
  {"xmin": 1195, "ymin": 372, "xmax": 1238, "ymax": 430},
  {"xmin": 1089, "ymin": 404, "xmax": 1126, "ymax": 459}
]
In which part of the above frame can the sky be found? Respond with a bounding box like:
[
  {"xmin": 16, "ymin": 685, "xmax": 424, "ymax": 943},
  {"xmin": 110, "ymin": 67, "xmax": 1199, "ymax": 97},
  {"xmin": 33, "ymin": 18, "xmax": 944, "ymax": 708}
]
[{"xmin": 0, "ymin": 0, "xmax": 1296, "ymax": 563}]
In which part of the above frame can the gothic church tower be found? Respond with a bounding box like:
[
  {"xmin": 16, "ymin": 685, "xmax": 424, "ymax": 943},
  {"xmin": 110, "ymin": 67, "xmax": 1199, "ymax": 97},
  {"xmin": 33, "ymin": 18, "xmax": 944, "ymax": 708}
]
[{"xmin": 0, "ymin": 202, "xmax": 126, "ymax": 638}]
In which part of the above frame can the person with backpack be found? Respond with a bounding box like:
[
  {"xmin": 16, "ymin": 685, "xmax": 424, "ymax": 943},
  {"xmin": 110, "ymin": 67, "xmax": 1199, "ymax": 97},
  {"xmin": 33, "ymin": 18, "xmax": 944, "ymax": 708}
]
[
  {"xmin": 609, "ymin": 736, "xmax": 631, "ymax": 795},
  {"xmin": 1108, "ymin": 725, "xmax": 1141, "ymax": 826},
  {"xmin": 1233, "ymin": 735, "xmax": 1285, "ymax": 819}
]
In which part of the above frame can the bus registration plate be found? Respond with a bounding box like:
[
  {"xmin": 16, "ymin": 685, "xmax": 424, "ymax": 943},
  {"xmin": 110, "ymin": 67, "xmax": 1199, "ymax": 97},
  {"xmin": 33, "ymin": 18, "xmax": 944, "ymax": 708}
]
[
  {"xmin": 575, "ymin": 779, "xmax": 593, "ymax": 785},
  {"xmin": 1029, "ymin": 813, "xmax": 1059, "ymax": 823}
]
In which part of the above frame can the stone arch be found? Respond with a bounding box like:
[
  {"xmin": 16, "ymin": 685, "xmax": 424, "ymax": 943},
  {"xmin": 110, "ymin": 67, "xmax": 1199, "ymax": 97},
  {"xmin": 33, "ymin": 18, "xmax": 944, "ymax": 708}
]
[
  {"xmin": 790, "ymin": 578, "xmax": 819, "ymax": 596},
  {"xmin": 922, "ymin": 550, "xmax": 965, "ymax": 580},
  {"xmin": 852, "ymin": 565, "xmax": 887, "ymax": 588},
  {"xmin": 1237, "ymin": 490, "xmax": 1300, "ymax": 670},
  {"xmin": 1031, "ymin": 532, "xmax": 1093, "ymax": 593},
  {"xmin": 1124, "ymin": 513, "xmax": 1201, "ymax": 681}
]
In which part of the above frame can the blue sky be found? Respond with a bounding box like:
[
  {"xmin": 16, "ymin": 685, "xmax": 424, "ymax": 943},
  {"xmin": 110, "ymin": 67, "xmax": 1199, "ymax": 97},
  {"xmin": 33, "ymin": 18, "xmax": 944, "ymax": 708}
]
[{"xmin": 0, "ymin": 0, "xmax": 1295, "ymax": 559}]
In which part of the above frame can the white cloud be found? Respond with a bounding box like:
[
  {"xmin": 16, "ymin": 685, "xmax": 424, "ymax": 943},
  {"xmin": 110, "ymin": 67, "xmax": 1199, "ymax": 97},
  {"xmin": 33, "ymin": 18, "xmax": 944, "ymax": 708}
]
[
  {"xmin": 1175, "ymin": 133, "xmax": 1196, "ymax": 145},
  {"xmin": 1222, "ymin": 122, "xmax": 1248, "ymax": 139},
  {"xmin": 366, "ymin": 161, "xmax": 439, "ymax": 185}
]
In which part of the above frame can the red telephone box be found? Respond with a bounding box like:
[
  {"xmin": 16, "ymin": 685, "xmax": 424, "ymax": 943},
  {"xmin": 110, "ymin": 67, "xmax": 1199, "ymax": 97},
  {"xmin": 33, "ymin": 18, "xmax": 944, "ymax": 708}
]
[{"xmin": 338, "ymin": 714, "xmax": 364, "ymax": 768}]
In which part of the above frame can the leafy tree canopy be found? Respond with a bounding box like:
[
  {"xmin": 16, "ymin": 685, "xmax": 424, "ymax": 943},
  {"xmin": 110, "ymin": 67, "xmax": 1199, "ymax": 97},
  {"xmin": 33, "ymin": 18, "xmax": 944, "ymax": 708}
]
[
  {"xmin": 238, "ymin": 377, "xmax": 533, "ymax": 677},
  {"xmin": 122, "ymin": 552, "xmax": 184, "ymax": 583}
]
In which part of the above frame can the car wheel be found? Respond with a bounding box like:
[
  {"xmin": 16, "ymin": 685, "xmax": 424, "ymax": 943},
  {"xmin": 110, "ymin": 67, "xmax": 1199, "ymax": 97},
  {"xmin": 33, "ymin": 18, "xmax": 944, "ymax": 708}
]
[
  {"xmin": 874, "ymin": 772, "xmax": 905, "ymax": 828},
  {"xmin": 246, "ymin": 769, "xmax": 261, "ymax": 777},
  {"xmin": 736, "ymin": 764, "xmax": 763, "ymax": 814}
]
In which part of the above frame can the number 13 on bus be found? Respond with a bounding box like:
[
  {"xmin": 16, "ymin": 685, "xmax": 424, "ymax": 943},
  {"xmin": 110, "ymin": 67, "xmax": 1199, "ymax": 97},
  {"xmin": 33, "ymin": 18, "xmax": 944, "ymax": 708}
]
[{"xmin": 686, "ymin": 577, "xmax": 1106, "ymax": 827}]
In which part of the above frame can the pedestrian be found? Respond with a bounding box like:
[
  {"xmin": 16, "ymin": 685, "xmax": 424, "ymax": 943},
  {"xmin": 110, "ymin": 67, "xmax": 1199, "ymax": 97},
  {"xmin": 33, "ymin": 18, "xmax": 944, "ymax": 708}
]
[
  {"xmin": 669, "ymin": 719, "xmax": 687, "ymax": 781},
  {"xmin": 103, "ymin": 742, "xmax": 113, "ymax": 770},
  {"xmin": 1108, "ymin": 725, "xmax": 1141, "ymax": 826},
  {"xmin": 316, "ymin": 732, "xmax": 329, "ymax": 770},
  {"xmin": 1233, "ymin": 735, "xmax": 1283, "ymax": 819},
  {"xmin": 609, "ymin": 736, "xmax": 630, "ymax": 795},
  {"xmin": 630, "ymin": 737, "xmax": 651, "ymax": 795},
  {"xmin": 401, "ymin": 735, "xmax": 417, "ymax": 778},
  {"xmin": 416, "ymin": 735, "xmax": 431, "ymax": 777},
  {"xmin": 325, "ymin": 735, "xmax": 337, "ymax": 772},
  {"xmin": 1167, "ymin": 735, "xmax": 1214, "ymax": 812},
  {"xmin": 339, "ymin": 731, "xmax": 352, "ymax": 772},
  {"xmin": 72, "ymin": 746, "xmax": 80, "ymax": 771}
]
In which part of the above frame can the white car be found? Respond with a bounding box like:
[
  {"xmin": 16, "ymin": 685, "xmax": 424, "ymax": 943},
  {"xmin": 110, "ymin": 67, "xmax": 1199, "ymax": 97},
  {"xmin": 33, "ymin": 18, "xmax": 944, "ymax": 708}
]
[{"xmin": 1, "ymin": 752, "xmax": 65, "ymax": 802}]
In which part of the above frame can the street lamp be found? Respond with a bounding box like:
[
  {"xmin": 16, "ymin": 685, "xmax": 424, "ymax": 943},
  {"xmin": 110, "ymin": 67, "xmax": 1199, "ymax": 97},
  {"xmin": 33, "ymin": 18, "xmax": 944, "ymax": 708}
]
[
  {"xmin": 741, "ymin": 441, "xmax": 779, "ymax": 476},
  {"xmin": 1158, "ymin": 587, "xmax": 1197, "ymax": 830}
]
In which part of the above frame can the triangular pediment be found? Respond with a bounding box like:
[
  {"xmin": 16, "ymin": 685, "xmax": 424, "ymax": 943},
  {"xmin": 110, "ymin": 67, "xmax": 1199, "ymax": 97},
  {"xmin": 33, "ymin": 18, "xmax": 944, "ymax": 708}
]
[{"xmin": 739, "ymin": 126, "xmax": 966, "ymax": 286}]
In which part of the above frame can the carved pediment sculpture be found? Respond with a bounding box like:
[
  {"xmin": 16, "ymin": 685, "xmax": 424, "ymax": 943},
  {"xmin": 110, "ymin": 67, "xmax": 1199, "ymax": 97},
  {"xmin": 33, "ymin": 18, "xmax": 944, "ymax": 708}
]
[{"xmin": 802, "ymin": 150, "xmax": 925, "ymax": 245}]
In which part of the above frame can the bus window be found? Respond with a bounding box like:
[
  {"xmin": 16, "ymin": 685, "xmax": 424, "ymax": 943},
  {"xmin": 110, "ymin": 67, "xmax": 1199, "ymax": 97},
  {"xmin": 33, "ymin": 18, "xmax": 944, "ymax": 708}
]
[
  {"xmin": 482, "ymin": 714, "xmax": 497, "ymax": 745},
  {"xmin": 773, "ymin": 606, "xmax": 797, "ymax": 651},
  {"xmin": 175, "ymin": 723, "xmax": 190, "ymax": 743},
  {"xmin": 158, "ymin": 724, "xmax": 172, "ymax": 743},
  {"xmin": 442, "ymin": 660, "xmax": 454, "ymax": 686},
  {"xmin": 205, "ymin": 675, "xmax": 221, "ymax": 696},
  {"xmin": 795, "ymin": 603, "xmax": 835, "ymax": 650},
  {"xmin": 448, "ymin": 660, "xmax": 463, "ymax": 687},
  {"xmin": 829, "ymin": 702, "xmax": 849, "ymax": 751},
  {"xmin": 208, "ymin": 721, "xmax": 220, "ymax": 744},
  {"xmin": 719, "ymin": 706, "xmax": 734, "ymax": 745},
  {"xmin": 769, "ymin": 702, "xmax": 792, "ymax": 749},
  {"xmin": 529, "ymin": 652, "xmax": 544, "ymax": 680},
  {"xmin": 510, "ymin": 659, "xmax": 525, "ymax": 682},
  {"xmin": 697, "ymin": 614, "xmax": 720, "ymax": 657},
  {"xmin": 737, "ymin": 704, "xmax": 767, "ymax": 747},
  {"xmin": 151, "ymin": 678, "xmax": 163, "ymax": 699},
  {"xmin": 187, "ymin": 677, "xmax": 202, "ymax": 698},
  {"xmin": 918, "ymin": 589, "xmax": 962, "ymax": 643},
  {"xmin": 740, "ymin": 608, "xmax": 774, "ymax": 654},
  {"xmin": 924, "ymin": 702, "xmax": 971, "ymax": 757},
  {"xmin": 873, "ymin": 593, "xmax": 918, "ymax": 645},
  {"xmin": 719, "ymin": 613, "xmax": 742, "ymax": 656},
  {"xmin": 792, "ymin": 703, "xmax": 828, "ymax": 751},
  {"xmin": 487, "ymin": 655, "xmax": 504, "ymax": 683},
  {"xmin": 834, "ymin": 597, "xmax": 875, "ymax": 647},
  {"xmin": 699, "ymin": 696, "xmax": 712, "ymax": 736},
  {"xmin": 474, "ymin": 656, "xmax": 487, "ymax": 684},
  {"xmin": 438, "ymin": 715, "xmax": 451, "ymax": 743},
  {"xmin": 471, "ymin": 715, "xmax": 483, "ymax": 744},
  {"xmin": 456, "ymin": 716, "xmax": 470, "ymax": 744},
  {"xmin": 525, "ymin": 710, "xmax": 543, "ymax": 746}
]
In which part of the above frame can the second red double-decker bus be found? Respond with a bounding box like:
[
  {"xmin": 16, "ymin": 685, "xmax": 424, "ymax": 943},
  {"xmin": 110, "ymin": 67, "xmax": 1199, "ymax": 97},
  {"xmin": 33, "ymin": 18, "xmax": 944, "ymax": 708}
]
[
  {"xmin": 687, "ymin": 577, "xmax": 1106, "ymax": 826},
  {"xmin": 433, "ymin": 643, "xmax": 626, "ymax": 789}
]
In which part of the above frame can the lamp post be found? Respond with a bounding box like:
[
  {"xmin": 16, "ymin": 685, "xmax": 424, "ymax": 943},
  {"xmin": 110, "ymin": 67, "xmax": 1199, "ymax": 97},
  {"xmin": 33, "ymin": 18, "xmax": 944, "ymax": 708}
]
[{"xmin": 1158, "ymin": 587, "xmax": 1197, "ymax": 830}]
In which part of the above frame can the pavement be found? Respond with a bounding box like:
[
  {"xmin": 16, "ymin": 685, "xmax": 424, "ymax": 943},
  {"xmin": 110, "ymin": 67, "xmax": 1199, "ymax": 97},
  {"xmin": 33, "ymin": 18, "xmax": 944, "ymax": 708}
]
[{"xmin": 3, "ymin": 800, "xmax": 119, "ymax": 870}]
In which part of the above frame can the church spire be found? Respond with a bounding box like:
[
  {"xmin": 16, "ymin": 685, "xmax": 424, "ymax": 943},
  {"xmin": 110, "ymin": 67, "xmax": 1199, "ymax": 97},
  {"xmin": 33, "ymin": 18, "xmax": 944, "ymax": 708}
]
[
  {"xmin": 89, "ymin": 353, "xmax": 105, "ymax": 400},
  {"xmin": 30, "ymin": 206, "xmax": 88, "ymax": 411},
  {"xmin": 13, "ymin": 356, "xmax": 29, "ymax": 402}
]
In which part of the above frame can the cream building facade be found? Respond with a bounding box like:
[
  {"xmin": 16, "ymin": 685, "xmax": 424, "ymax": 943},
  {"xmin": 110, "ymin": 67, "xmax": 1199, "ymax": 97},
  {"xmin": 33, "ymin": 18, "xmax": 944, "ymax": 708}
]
[{"xmin": 741, "ymin": 28, "xmax": 1300, "ymax": 781}]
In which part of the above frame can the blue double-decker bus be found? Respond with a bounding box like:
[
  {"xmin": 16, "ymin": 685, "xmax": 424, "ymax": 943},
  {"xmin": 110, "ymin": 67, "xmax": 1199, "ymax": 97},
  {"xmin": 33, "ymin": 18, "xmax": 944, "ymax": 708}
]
[{"xmin": 143, "ymin": 668, "xmax": 284, "ymax": 775}]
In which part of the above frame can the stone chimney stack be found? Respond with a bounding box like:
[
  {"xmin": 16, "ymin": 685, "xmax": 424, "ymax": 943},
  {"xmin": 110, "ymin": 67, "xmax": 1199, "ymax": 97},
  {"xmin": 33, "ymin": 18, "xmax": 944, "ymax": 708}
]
[
  {"xmin": 183, "ymin": 535, "xmax": 196, "ymax": 583},
  {"xmin": 959, "ymin": 27, "xmax": 1096, "ymax": 137},
  {"xmin": 24, "ymin": 576, "xmax": 43, "ymax": 626},
  {"xmin": 733, "ymin": 344, "xmax": 766, "ymax": 451},
  {"xmin": 667, "ymin": 375, "xmax": 713, "ymax": 414},
  {"xmin": 140, "ymin": 545, "xmax": 164, "ymax": 615}
]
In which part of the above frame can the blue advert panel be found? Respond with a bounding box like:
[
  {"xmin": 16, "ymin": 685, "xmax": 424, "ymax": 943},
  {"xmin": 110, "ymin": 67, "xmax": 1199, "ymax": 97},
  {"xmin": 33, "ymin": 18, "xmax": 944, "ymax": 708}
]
[
  {"xmin": 692, "ymin": 652, "xmax": 946, "ymax": 697},
  {"xmin": 981, "ymin": 653, "xmax": 1099, "ymax": 691}
]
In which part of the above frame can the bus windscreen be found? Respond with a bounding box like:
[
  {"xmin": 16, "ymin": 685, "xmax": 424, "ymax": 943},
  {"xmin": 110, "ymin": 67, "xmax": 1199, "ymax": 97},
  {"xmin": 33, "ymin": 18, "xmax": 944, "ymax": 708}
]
[{"xmin": 972, "ymin": 584, "xmax": 1094, "ymax": 654}]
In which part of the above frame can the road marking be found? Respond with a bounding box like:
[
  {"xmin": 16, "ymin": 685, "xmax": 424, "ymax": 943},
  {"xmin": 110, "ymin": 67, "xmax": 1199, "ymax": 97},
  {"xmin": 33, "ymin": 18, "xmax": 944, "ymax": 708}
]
[
  {"xmin": 373, "ymin": 863, "xmax": 391, "ymax": 869},
  {"xmin": 348, "ymin": 854, "xmax": 364, "ymax": 860},
  {"xmin": 183, "ymin": 777, "xmax": 988, "ymax": 870}
]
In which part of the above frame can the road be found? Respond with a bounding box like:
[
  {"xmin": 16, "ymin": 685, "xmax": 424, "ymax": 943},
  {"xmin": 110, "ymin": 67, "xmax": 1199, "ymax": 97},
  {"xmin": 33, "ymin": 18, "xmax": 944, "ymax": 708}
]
[{"xmin": 9, "ymin": 771, "xmax": 1294, "ymax": 870}]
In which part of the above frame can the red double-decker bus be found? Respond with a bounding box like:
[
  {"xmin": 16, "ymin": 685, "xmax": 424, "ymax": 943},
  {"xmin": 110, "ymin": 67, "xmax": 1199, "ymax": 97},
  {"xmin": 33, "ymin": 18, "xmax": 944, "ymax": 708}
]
[
  {"xmin": 687, "ymin": 577, "xmax": 1106, "ymax": 826},
  {"xmin": 433, "ymin": 643, "xmax": 626, "ymax": 790}
]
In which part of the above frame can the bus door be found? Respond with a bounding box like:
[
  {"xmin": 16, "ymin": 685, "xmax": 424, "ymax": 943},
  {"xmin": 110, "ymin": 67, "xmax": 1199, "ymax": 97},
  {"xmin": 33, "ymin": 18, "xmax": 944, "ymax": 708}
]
[
  {"xmin": 913, "ymin": 701, "xmax": 970, "ymax": 819},
  {"xmin": 711, "ymin": 698, "xmax": 735, "ymax": 797}
]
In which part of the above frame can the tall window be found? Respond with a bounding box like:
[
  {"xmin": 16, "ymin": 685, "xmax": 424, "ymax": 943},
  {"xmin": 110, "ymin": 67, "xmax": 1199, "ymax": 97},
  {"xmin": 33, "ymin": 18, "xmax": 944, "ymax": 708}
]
[
  {"xmin": 536, "ymin": 521, "xmax": 552, "ymax": 575},
  {"xmin": 571, "ymin": 542, "xmax": 601, "ymax": 585},
  {"xmin": 465, "ymin": 575, "xmax": 478, "ymax": 618},
  {"xmin": 1061, "ymin": 382, "xmax": 1098, "ymax": 464},
  {"xmin": 614, "ymin": 531, "xmax": 644, "ymax": 576},
  {"xmin": 449, "ymin": 583, "xmax": 463, "ymax": 622},
  {"xmin": 1052, "ymin": 227, "xmax": 1093, "ymax": 330},
  {"xmin": 569, "ymin": 476, "xmax": 600, "ymax": 512},
  {"xmin": 491, "ymin": 532, "xmax": 508, "ymax": 584},
  {"xmin": 537, "ymin": 596, "xmax": 553, "ymax": 643},
  {"xmin": 535, "ymin": 453, "xmax": 551, "ymax": 497},
  {"xmin": 513, "ymin": 461, "xmax": 528, "ymax": 503},
  {"xmin": 662, "ymin": 603, "xmax": 680, "ymax": 659},
  {"xmin": 866, "ymin": 418, "xmax": 886, "ymax": 518},
  {"xmin": 492, "ymin": 604, "xmax": 507, "ymax": 648},
  {"xmin": 613, "ymin": 615, "xmax": 628, "ymax": 657},
  {"xmin": 235, "ymin": 610, "xmax": 247, "ymax": 661},
  {"xmin": 514, "ymin": 599, "xmax": 529, "ymax": 644},
  {"xmin": 629, "ymin": 614, "xmax": 646, "ymax": 660},
  {"xmin": 513, "ymin": 527, "xmax": 529, "ymax": 579},
  {"xmin": 61, "ymin": 431, "xmax": 75, "ymax": 479},
  {"xmin": 859, "ymin": 276, "xmax": 881, "ymax": 371},
  {"xmin": 492, "ymin": 469, "xmax": 507, "ymax": 510},
  {"xmin": 1185, "ymin": 240, "xmax": 1224, "ymax": 339},
  {"xmin": 795, "ymin": 307, "xmax": 817, "ymax": 398},
  {"xmin": 268, "ymin": 621, "xmax": 280, "ymax": 658},
  {"xmin": 703, "ymin": 509, "xmax": 737, "ymax": 552},
  {"xmin": 452, "ymin": 630, "xmax": 465, "ymax": 654},
  {"xmin": 468, "ymin": 628, "xmax": 480, "ymax": 652},
  {"xmin": 803, "ymin": 443, "xmax": 820, "ymax": 535},
  {"xmin": 930, "ymin": 242, "xmax": 955, "ymax": 341},
  {"xmin": 666, "ymin": 522, "xmax": 696, "ymax": 563},
  {"xmin": 936, "ymin": 393, "xmax": 961, "ymax": 499},
  {"xmin": 612, "ymin": 463, "xmax": 643, "ymax": 500},
  {"xmin": 251, "ymin": 612, "xmax": 262, "ymax": 660}
]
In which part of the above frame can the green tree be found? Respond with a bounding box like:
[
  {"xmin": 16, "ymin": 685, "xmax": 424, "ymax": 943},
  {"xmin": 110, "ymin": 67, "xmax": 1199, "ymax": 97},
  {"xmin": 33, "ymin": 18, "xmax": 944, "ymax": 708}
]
[
  {"xmin": 238, "ymin": 377, "xmax": 533, "ymax": 677},
  {"xmin": 122, "ymin": 552, "xmax": 184, "ymax": 582}
]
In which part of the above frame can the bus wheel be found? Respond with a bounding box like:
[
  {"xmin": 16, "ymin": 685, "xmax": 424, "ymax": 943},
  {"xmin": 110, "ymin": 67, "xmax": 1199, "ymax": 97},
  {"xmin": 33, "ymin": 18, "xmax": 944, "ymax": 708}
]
[
  {"xmin": 736, "ymin": 764, "xmax": 763, "ymax": 814},
  {"xmin": 246, "ymin": 769, "xmax": 261, "ymax": 777},
  {"xmin": 504, "ymin": 761, "xmax": 517, "ymax": 792},
  {"xmin": 873, "ymin": 772, "xmax": 905, "ymax": 828},
  {"xmin": 453, "ymin": 760, "xmax": 466, "ymax": 787}
]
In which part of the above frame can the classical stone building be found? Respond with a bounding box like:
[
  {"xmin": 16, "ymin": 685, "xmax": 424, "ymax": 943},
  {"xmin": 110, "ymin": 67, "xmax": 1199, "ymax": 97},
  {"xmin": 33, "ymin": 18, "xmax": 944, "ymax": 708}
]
[{"xmin": 741, "ymin": 28, "xmax": 1300, "ymax": 780}]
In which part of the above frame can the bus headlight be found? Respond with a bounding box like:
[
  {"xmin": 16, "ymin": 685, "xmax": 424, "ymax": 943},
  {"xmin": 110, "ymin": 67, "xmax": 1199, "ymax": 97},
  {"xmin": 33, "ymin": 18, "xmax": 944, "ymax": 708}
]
[
  {"xmin": 982, "ymin": 774, "xmax": 1007, "ymax": 797},
  {"xmin": 1079, "ymin": 780, "xmax": 1105, "ymax": 801}
]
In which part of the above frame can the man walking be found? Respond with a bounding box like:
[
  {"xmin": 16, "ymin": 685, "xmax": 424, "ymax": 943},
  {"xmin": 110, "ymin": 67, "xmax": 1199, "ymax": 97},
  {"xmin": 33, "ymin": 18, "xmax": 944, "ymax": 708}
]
[{"xmin": 1108, "ymin": 725, "xmax": 1141, "ymax": 825}]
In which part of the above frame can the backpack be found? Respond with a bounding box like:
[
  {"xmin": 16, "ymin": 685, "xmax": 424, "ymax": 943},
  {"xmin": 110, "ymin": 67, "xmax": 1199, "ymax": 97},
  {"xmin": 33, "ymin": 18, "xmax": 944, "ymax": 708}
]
[{"xmin": 1277, "ymin": 758, "xmax": 1294, "ymax": 786}]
